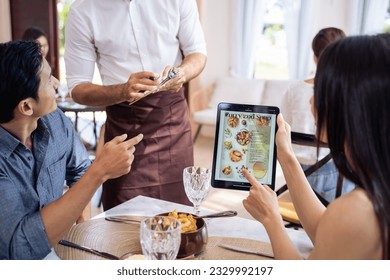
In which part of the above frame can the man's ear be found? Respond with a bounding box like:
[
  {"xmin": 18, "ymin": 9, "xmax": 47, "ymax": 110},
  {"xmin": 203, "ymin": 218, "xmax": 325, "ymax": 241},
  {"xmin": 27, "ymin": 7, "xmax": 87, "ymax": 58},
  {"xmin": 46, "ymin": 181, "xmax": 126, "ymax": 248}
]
[{"xmin": 17, "ymin": 99, "xmax": 34, "ymax": 116}]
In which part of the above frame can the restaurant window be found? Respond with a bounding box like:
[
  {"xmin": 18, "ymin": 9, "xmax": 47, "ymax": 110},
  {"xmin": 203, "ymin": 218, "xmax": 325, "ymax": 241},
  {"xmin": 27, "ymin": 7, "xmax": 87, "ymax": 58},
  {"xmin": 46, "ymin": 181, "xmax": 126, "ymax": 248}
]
[
  {"xmin": 254, "ymin": 0, "xmax": 289, "ymax": 80},
  {"xmin": 57, "ymin": 0, "xmax": 73, "ymax": 83},
  {"xmin": 57, "ymin": 0, "xmax": 101, "ymax": 85},
  {"xmin": 384, "ymin": 0, "xmax": 390, "ymax": 32}
]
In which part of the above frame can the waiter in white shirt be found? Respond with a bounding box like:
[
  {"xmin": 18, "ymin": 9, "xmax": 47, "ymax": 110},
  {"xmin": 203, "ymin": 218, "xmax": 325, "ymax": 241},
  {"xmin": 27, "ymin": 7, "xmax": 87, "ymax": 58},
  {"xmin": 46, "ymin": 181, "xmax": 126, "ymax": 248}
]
[{"xmin": 65, "ymin": 0, "xmax": 207, "ymax": 210}]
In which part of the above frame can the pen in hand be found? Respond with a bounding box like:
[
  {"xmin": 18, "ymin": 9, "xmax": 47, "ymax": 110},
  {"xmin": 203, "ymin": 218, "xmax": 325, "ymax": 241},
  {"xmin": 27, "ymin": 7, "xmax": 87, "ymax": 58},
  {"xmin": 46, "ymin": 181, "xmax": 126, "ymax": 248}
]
[{"xmin": 128, "ymin": 68, "xmax": 178, "ymax": 105}]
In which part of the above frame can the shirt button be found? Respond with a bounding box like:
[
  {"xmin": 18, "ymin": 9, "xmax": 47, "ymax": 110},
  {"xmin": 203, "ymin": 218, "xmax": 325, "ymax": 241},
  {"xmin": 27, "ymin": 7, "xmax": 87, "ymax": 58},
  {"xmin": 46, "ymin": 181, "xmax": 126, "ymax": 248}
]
[{"xmin": 28, "ymin": 156, "xmax": 32, "ymax": 160}]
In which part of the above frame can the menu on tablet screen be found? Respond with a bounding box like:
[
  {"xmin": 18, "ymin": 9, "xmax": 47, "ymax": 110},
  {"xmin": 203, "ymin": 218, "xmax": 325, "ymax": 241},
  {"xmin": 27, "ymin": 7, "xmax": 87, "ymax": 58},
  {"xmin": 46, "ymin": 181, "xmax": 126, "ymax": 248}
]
[{"xmin": 214, "ymin": 109, "xmax": 277, "ymax": 186}]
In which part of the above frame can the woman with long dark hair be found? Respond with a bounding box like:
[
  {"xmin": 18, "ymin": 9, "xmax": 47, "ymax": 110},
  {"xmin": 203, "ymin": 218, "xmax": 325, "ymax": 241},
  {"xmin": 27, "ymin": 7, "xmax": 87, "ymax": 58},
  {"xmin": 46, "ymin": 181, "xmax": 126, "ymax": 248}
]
[
  {"xmin": 242, "ymin": 33, "xmax": 390, "ymax": 259},
  {"xmin": 281, "ymin": 27, "xmax": 352, "ymax": 203}
]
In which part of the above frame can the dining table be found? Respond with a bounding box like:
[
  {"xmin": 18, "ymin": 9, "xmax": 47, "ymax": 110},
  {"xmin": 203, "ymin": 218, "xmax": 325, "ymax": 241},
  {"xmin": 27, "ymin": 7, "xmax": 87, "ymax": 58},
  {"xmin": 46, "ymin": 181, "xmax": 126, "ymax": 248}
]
[{"xmin": 46, "ymin": 195, "xmax": 313, "ymax": 260}]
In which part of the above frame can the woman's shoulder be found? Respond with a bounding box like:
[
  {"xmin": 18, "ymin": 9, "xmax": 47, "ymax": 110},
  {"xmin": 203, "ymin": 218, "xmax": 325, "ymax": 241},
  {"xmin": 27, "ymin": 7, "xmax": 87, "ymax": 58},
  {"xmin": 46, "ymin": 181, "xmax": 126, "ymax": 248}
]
[
  {"xmin": 327, "ymin": 190, "xmax": 377, "ymax": 228},
  {"xmin": 328, "ymin": 188, "xmax": 375, "ymax": 221},
  {"xmin": 286, "ymin": 80, "xmax": 313, "ymax": 92},
  {"xmin": 284, "ymin": 80, "xmax": 313, "ymax": 101},
  {"xmin": 310, "ymin": 189, "xmax": 382, "ymax": 259}
]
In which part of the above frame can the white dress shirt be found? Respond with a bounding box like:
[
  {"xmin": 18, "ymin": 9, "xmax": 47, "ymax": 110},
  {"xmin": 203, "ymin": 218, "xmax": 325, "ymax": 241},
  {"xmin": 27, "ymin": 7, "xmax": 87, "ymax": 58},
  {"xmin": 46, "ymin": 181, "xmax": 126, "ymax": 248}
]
[
  {"xmin": 65, "ymin": 0, "xmax": 207, "ymax": 90},
  {"xmin": 281, "ymin": 80, "xmax": 329, "ymax": 165}
]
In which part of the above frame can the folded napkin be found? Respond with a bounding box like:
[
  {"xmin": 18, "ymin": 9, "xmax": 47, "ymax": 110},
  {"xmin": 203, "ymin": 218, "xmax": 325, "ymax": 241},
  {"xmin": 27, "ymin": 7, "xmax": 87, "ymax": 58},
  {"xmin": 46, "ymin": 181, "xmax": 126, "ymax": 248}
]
[{"xmin": 201, "ymin": 236, "xmax": 273, "ymax": 260}]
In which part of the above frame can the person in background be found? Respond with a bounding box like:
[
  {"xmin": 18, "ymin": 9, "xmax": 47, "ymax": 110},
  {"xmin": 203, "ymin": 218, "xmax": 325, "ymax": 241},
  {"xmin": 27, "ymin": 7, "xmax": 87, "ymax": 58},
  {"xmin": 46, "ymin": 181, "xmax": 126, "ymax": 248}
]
[
  {"xmin": 0, "ymin": 40, "xmax": 142, "ymax": 259},
  {"xmin": 65, "ymin": 0, "xmax": 207, "ymax": 210},
  {"xmin": 243, "ymin": 33, "xmax": 390, "ymax": 259},
  {"xmin": 281, "ymin": 27, "xmax": 354, "ymax": 203},
  {"xmin": 22, "ymin": 26, "xmax": 49, "ymax": 58}
]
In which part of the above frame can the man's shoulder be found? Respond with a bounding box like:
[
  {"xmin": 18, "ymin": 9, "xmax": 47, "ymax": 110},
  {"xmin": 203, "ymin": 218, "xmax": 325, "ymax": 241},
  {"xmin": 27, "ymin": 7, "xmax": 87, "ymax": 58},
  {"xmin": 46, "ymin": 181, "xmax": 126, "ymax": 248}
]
[
  {"xmin": 41, "ymin": 109, "xmax": 72, "ymax": 132},
  {"xmin": 70, "ymin": 0, "xmax": 94, "ymax": 9},
  {"xmin": 70, "ymin": 0, "xmax": 119, "ymax": 12},
  {"xmin": 68, "ymin": 0, "xmax": 98, "ymax": 18},
  {"xmin": 42, "ymin": 108, "xmax": 66, "ymax": 123}
]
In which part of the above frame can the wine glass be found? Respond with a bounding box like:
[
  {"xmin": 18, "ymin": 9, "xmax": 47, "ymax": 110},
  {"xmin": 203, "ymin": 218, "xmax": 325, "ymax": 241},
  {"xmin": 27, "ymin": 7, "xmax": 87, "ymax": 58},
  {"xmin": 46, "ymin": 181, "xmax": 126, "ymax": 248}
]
[
  {"xmin": 183, "ymin": 166, "xmax": 211, "ymax": 215},
  {"xmin": 140, "ymin": 216, "xmax": 181, "ymax": 260}
]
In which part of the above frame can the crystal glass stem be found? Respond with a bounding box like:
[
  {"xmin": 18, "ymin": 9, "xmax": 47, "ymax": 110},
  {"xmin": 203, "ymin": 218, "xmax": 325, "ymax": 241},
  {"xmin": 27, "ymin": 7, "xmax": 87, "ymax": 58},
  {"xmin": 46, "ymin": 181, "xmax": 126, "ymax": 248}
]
[{"xmin": 193, "ymin": 204, "xmax": 200, "ymax": 215}]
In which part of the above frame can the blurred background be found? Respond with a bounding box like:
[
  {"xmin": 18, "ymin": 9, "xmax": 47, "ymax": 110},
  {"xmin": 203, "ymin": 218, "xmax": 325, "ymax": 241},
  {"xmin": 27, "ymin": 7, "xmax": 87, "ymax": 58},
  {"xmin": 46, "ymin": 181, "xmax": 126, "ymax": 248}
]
[{"xmin": 1, "ymin": 0, "xmax": 389, "ymax": 87}]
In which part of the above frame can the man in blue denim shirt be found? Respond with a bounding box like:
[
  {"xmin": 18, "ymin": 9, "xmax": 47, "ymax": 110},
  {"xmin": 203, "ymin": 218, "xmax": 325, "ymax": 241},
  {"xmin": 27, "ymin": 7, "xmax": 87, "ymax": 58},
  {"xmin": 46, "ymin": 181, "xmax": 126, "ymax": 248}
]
[{"xmin": 0, "ymin": 41, "xmax": 145, "ymax": 259}]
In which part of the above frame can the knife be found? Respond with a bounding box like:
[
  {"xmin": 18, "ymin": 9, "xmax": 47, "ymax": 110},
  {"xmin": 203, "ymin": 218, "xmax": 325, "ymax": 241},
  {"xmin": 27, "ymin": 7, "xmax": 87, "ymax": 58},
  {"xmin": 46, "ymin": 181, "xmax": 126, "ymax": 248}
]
[
  {"xmin": 58, "ymin": 239, "xmax": 119, "ymax": 260},
  {"xmin": 104, "ymin": 215, "xmax": 147, "ymax": 224},
  {"xmin": 218, "ymin": 243, "xmax": 274, "ymax": 259}
]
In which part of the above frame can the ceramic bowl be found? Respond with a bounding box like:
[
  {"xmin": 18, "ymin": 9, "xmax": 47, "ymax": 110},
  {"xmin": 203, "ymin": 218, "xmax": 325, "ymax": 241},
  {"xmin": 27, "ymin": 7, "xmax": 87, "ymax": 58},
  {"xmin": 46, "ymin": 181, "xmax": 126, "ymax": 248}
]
[{"xmin": 158, "ymin": 212, "xmax": 208, "ymax": 258}]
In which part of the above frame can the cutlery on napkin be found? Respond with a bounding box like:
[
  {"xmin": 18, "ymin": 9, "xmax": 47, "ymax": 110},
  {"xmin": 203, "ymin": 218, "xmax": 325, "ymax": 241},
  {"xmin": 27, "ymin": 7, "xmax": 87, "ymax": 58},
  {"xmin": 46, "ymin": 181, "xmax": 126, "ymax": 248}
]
[{"xmin": 218, "ymin": 243, "xmax": 274, "ymax": 259}]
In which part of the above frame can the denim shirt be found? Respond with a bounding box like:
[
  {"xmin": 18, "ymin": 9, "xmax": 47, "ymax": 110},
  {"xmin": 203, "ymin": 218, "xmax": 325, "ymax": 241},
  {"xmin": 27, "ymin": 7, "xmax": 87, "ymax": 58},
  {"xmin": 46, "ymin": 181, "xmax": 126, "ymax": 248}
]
[{"xmin": 0, "ymin": 109, "xmax": 91, "ymax": 259}]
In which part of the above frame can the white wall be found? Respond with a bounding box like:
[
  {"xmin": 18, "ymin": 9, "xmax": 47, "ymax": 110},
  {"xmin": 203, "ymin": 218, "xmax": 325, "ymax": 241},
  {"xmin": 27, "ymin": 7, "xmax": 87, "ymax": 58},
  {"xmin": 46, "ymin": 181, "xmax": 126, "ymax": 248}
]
[
  {"xmin": 198, "ymin": 0, "xmax": 231, "ymax": 87},
  {"xmin": 312, "ymin": 0, "xmax": 350, "ymax": 34},
  {"xmin": 302, "ymin": 0, "xmax": 350, "ymax": 75},
  {"xmin": 0, "ymin": 0, "xmax": 12, "ymax": 43}
]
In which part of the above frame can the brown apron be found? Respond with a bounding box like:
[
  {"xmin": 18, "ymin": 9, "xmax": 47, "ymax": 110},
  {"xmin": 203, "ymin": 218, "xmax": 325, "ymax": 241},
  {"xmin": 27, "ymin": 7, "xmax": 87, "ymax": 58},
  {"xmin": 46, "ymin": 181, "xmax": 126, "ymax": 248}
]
[{"xmin": 102, "ymin": 88, "xmax": 193, "ymax": 210}]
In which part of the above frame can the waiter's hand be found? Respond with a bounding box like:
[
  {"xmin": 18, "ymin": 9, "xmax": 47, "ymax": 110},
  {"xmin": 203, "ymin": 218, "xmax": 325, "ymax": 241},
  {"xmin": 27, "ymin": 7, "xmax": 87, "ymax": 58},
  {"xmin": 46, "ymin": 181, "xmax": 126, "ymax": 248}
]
[
  {"xmin": 159, "ymin": 65, "xmax": 186, "ymax": 92},
  {"xmin": 122, "ymin": 71, "xmax": 160, "ymax": 103}
]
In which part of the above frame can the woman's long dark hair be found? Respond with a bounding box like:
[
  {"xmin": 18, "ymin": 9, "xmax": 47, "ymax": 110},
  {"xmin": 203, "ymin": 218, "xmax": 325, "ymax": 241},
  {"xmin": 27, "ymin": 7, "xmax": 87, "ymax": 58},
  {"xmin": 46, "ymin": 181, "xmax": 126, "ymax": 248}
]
[{"xmin": 314, "ymin": 34, "xmax": 390, "ymax": 259}]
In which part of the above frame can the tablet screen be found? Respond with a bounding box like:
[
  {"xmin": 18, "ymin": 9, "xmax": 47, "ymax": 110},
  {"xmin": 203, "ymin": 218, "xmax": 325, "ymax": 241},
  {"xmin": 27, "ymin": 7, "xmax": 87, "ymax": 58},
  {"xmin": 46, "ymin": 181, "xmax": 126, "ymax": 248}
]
[{"xmin": 211, "ymin": 103, "xmax": 279, "ymax": 190}]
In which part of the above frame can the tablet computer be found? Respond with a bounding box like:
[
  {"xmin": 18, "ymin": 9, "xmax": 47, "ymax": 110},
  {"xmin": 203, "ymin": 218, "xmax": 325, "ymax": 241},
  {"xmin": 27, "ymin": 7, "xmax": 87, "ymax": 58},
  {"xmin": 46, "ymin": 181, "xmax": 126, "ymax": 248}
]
[{"xmin": 211, "ymin": 102, "xmax": 279, "ymax": 190}]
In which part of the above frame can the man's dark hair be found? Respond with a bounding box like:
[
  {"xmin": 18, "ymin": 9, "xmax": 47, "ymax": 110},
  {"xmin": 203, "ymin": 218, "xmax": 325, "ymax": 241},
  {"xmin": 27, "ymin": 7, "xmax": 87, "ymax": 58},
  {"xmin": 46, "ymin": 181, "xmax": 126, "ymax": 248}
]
[{"xmin": 0, "ymin": 40, "xmax": 43, "ymax": 123}]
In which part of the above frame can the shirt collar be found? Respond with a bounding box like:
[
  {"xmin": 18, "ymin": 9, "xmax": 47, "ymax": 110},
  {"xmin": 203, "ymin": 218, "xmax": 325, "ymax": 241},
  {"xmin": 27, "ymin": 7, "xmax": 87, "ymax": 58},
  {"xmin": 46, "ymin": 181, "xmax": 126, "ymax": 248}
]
[
  {"xmin": 0, "ymin": 125, "xmax": 22, "ymax": 159},
  {"xmin": 0, "ymin": 119, "xmax": 48, "ymax": 159}
]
